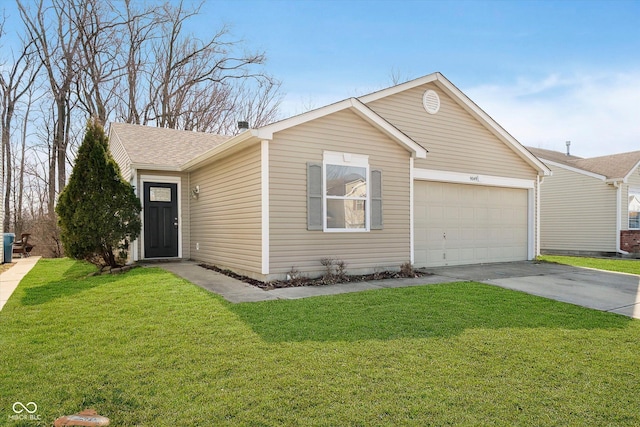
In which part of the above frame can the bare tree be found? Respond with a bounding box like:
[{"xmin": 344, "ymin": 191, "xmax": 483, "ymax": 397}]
[
  {"xmin": 145, "ymin": 1, "xmax": 270, "ymax": 130},
  {"xmin": 74, "ymin": 0, "xmax": 124, "ymax": 125},
  {"xmin": 117, "ymin": 0, "xmax": 161, "ymax": 125},
  {"xmin": 17, "ymin": 0, "xmax": 86, "ymax": 216},
  {"xmin": 0, "ymin": 37, "xmax": 41, "ymax": 232}
]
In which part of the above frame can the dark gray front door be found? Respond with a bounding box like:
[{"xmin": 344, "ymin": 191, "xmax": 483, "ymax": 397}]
[{"xmin": 144, "ymin": 182, "xmax": 178, "ymax": 258}]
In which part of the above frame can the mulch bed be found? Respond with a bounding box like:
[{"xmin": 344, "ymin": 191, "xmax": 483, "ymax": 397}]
[{"xmin": 199, "ymin": 263, "xmax": 432, "ymax": 291}]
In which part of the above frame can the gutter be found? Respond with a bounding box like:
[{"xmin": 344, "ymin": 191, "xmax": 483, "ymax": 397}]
[{"xmin": 613, "ymin": 180, "xmax": 630, "ymax": 255}]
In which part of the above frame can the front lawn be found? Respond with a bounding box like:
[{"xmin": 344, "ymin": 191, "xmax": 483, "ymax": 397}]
[
  {"xmin": 1, "ymin": 259, "xmax": 638, "ymax": 426},
  {"xmin": 539, "ymin": 255, "xmax": 640, "ymax": 275}
]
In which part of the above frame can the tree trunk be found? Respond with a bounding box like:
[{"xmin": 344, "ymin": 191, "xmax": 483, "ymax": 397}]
[{"xmin": 2, "ymin": 122, "xmax": 11, "ymax": 232}]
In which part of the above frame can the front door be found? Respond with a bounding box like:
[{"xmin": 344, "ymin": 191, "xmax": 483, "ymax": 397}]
[{"xmin": 144, "ymin": 182, "xmax": 179, "ymax": 258}]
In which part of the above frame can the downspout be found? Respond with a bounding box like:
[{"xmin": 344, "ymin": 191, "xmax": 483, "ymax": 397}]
[
  {"xmin": 536, "ymin": 175, "xmax": 543, "ymax": 257},
  {"xmin": 614, "ymin": 181, "xmax": 630, "ymax": 255}
]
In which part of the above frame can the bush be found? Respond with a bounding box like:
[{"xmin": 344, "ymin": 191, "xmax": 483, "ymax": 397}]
[{"xmin": 56, "ymin": 120, "xmax": 141, "ymax": 268}]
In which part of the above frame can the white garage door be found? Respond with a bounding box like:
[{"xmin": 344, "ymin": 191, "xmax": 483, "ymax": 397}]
[{"xmin": 414, "ymin": 181, "xmax": 529, "ymax": 267}]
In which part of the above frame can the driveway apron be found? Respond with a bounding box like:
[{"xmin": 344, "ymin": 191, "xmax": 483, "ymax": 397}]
[{"xmin": 428, "ymin": 262, "xmax": 640, "ymax": 319}]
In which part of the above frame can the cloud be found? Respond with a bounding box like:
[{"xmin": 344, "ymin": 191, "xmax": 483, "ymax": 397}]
[{"xmin": 465, "ymin": 71, "xmax": 640, "ymax": 157}]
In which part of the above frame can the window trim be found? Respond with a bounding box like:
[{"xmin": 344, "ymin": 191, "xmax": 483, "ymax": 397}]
[
  {"xmin": 323, "ymin": 151, "xmax": 370, "ymax": 232},
  {"xmin": 629, "ymin": 188, "xmax": 640, "ymax": 230}
]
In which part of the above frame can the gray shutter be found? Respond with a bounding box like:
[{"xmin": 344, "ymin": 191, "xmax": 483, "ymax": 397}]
[
  {"xmin": 307, "ymin": 162, "xmax": 323, "ymax": 230},
  {"xmin": 371, "ymin": 169, "xmax": 383, "ymax": 230}
]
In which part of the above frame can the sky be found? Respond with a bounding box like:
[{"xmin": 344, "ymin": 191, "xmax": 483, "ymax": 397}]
[
  {"xmin": 195, "ymin": 0, "xmax": 640, "ymax": 157},
  {"xmin": 3, "ymin": 0, "xmax": 639, "ymax": 157}
]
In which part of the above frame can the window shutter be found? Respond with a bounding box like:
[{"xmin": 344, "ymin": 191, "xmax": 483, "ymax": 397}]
[
  {"xmin": 371, "ymin": 169, "xmax": 383, "ymax": 230},
  {"xmin": 307, "ymin": 162, "xmax": 323, "ymax": 230}
]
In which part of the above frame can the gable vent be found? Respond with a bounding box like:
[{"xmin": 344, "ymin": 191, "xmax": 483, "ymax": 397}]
[{"xmin": 422, "ymin": 89, "xmax": 440, "ymax": 115}]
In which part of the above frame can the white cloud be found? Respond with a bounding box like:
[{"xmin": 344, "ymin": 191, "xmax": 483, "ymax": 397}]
[{"xmin": 465, "ymin": 71, "xmax": 640, "ymax": 158}]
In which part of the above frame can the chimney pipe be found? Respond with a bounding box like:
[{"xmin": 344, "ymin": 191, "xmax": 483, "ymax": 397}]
[
  {"xmin": 238, "ymin": 121, "xmax": 249, "ymax": 130},
  {"xmin": 565, "ymin": 140, "xmax": 571, "ymax": 156}
]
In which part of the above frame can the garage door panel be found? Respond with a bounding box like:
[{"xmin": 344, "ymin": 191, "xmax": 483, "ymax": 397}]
[{"xmin": 415, "ymin": 181, "xmax": 529, "ymax": 267}]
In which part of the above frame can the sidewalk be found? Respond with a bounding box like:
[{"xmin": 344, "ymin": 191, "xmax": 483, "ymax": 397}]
[
  {"xmin": 0, "ymin": 256, "xmax": 41, "ymax": 311},
  {"xmin": 154, "ymin": 260, "xmax": 458, "ymax": 303}
]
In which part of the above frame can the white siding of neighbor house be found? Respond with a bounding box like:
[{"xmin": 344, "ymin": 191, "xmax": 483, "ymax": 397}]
[
  {"xmin": 269, "ymin": 109, "xmax": 411, "ymax": 279},
  {"xmin": 366, "ymin": 83, "xmax": 537, "ymax": 180},
  {"xmin": 108, "ymin": 130, "xmax": 132, "ymax": 182},
  {"xmin": 540, "ymin": 165, "xmax": 617, "ymax": 252},
  {"xmin": 188, "ymin": 144, "xmax": 263, "ymax": 279},
  {"xmin": 622, "ymin": 166, "xmax": 640, "ymax": 231},
  {"xmin": 136, "ymin": 170, "xmax": 190, "ymax": 260}
]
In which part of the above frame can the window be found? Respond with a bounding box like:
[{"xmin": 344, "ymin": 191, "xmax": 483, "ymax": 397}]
[
  {"xmin": 306, "ymin": 153, "xmax": 382, "ymax": 232},
  {"xmin": 324, "ymin": 152, "xmax": 369, "ymax": 231},
  {"xmin": 630, "ymin": 189, "xmax": 640, "ymax": 229}
]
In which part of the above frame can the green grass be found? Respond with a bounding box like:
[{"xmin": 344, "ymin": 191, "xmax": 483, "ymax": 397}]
[
  {"xmin": 1, "ymin": 259, "xmax": 639, "ymax": 426},
  {"xmin": 539, "ymin": 255, "xmax": 640, "ymax": 275}
]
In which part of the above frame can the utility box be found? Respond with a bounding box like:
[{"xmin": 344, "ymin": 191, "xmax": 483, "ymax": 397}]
[{"xmin": 3, "ymin": 233, "xmax": 15, "ymax": 263}]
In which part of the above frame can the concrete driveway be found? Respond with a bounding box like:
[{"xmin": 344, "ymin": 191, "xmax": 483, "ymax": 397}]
[{"xmin": 428, "ymin": 261, "xmax": 640, "ymax": 319}]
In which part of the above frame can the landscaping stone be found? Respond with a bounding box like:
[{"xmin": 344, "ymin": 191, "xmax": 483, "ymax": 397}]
[{"xmin": 53, "ymin": 409, "xmax": 110, "ymax": 426}]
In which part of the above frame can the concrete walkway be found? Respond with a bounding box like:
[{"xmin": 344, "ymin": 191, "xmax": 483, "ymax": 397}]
[
  {"xmin": 153, "ymin": 260, "xmax": 459, "ymax": 303},
  {"xmin": 155, "ymin": 260, "xmax": 640, "ymax": 319},
  {"xmin": 0, "ymin": 256, "xmax": 41, "ymax": 311}
]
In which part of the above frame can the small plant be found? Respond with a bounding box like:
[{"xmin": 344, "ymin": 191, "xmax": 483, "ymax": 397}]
[
  {"xmin": 286, "ymin": 267, "xmax": 307, "ymax": 287},
  {"xmin": 320, "ymin": 258, "xmax": 336, "ymax": 284},
  {"xmin": 400, "ymin": 261, "xmax": 415, "ymax": 278},
  {"xmin": 335, "ymin": 259, "xmax": 348, "ymax": 282},
  {"xmin": 320, "ymin": 258, "xmax": 347, "ymax": 284}
]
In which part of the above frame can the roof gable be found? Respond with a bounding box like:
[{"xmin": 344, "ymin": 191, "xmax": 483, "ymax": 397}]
[
  {"xmin": 528, "ymin": 146, "xmax": 640, "ymax": 181},
  {"xmin": 359, "ymin": 72, "xmax": 550, "ymax": 176},
  {"xmin": 256, "ymin": 97, "xmax": 427, "ymax": 158}
]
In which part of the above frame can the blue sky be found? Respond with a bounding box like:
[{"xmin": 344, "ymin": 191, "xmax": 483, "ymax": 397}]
[
  {"xmin": 3, "ymin": 0, "xmax": 638, "ymax": 157},
  {"xmin": 197, "ymin": 0, "xmax": 639, "ymax": 157}
]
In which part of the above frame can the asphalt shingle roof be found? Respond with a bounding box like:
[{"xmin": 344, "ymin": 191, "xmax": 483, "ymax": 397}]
[
  {"xmin": 110, "ymin": 122, "xmax": 230, "ymax": 167},
  {"xmin": 528, "ymin": 146, "xmax": 640, "ymax": 180}
]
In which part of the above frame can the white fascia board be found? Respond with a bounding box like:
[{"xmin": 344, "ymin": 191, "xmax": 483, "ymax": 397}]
[
  {"xmin": 358, "ymin": 72, "xmax": 440, "ymax": 103},
  {"xmin": 360, "ymin": 72, "xmax": 550, "ymax": 176},
  {"xmin": 130, "ymin": 162, "xmax": 182, "ymax": 172},
  {"xmin": 257, "ymin": 98, "xmax": 426, "ymax": 158},
  {"xmin": 348, "ymin": 98, "xmax": 427, "ymax": 159},
  {"xmin": 542, "ymin": 159, "xmax": 608, "ymax": 181},
  {"xmin": 414, "ymin": 168, "xmax": 535, "ymax": 189},
  {"xmin": 432, "ymin": 76, "xmax": 551, "ymax": 177},
  {"xmin": 180, "ymin": 130, "xmax": 257, "ymax": 171},
  {"xmin": 621, "ymin": 159, "xmax": 640, "ymax": 183}
]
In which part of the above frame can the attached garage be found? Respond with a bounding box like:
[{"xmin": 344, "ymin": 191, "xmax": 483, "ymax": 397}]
[{"xmin": 414, "ymin": 180, "xmax": 533, "ymax": 267}]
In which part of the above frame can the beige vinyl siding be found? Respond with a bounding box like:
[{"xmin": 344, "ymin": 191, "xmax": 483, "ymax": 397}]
[
  {"xmin": 623, "ymin": 167, "xmax": 640, "ymax": 230},
  {"xmin": 108, "ymin": 131, "xmax": 132, "ymax": 181},
  {"xmin": 540, "ymin": 165, "xmax": 617, "ymax": 252},
  {"xmin": 367, "ymin": 83, "xmax": 536, "ymax": 180},
  {"xmin": 189, "ymin": 144, "xmax": 262, "ymax": 278},
  {"xmin": 269, "ymin": 109, "xmax": 410, "ymax": 279},
  {"xmin": 137, "ymin": 170, "xmax": 190, "ymax": 259}
]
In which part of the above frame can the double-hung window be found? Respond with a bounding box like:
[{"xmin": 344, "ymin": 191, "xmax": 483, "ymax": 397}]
[
  {"xmin": 323, "ymin": 152, "xmax": 369, "ymax": 231},
  {"xmin": 629, "ymin": 189, "xmax": 640, "ymax": 229}
]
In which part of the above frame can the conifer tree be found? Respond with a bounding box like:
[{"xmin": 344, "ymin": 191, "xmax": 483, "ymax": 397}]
[{"xmin": 56, "ymin": 120, "xmax": 141, "ymax": 268}]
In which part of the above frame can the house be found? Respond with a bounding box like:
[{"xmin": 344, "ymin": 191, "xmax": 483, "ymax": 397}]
[
  {"xmin": 109, "ymin": 72, "xmax": 550, "ymax": 281},
  {"xmin": 528, "ymin": 147, "xmax": 640, "ymax": 256}
]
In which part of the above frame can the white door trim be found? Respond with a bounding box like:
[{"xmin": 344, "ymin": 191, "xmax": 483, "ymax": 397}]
[{"xmin": 139, "ymin": 174, "xmax": 183, "ymax": 260}]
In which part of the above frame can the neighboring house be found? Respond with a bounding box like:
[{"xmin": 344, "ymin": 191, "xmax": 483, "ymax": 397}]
[
  {"xmin": 528, "ymin": 147, "xmax": 640, "ymax": 256},
  {"xmin": 109, "ymin": 72, "xmax": 550, "ymax": 281}
]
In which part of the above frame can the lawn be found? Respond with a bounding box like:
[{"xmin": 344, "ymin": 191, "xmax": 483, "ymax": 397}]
[
  {"xmin": 1, "ymin": 259, "xmax": 639, "ymax": 426},
  {"xmin": 539, "ymin": 255, "xmax": 640, "ymax": 275}
]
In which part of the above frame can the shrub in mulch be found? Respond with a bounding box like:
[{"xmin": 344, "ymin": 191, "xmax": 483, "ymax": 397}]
[{"xmin": 198, "ymin": 263, "xmax": 431, "ymax": 291}]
